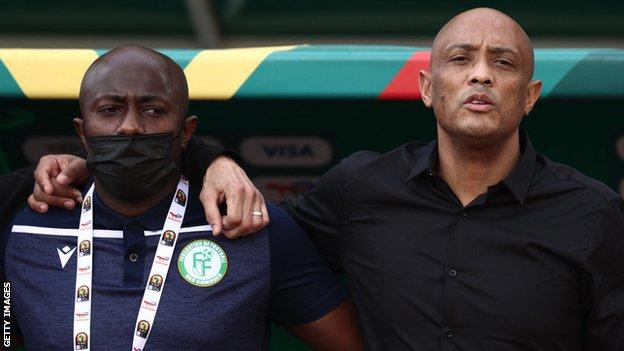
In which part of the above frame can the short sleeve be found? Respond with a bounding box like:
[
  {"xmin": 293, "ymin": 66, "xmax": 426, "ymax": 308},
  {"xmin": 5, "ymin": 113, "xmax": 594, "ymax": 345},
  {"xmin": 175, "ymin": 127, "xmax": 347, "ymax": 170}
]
[
  {"xmin": 279, "ymin": 160, "xmax": 348, "ymax": 271},
  {"xmin": 1, "ymin": 220, "xmax": 24, "ymax": 350},
  {"xmin": 0, "ymin": 165, "xmax": 36, "ymax": 234},
  {"xmin": 267, "ymin": 204, "xmax": 349, "ymax": 326}
]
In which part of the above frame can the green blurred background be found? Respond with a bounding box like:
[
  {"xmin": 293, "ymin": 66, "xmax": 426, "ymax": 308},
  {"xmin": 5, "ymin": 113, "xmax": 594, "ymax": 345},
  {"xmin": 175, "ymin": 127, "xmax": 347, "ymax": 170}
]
[{"xmin": 1, "ymin": 1, "xmax": 623, "ymax": 350}]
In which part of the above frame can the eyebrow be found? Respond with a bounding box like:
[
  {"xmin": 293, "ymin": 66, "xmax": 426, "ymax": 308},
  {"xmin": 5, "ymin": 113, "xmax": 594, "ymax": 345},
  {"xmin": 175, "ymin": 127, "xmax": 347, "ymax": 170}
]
[
  {"xmin": 92, "ymin": 94, "xmax": 126, "ymax": 104},
  {"xmin": 91, "ymin": 94, "xmax": 169, "ymax": 105},
  {"xmin": 138, "ymin": 95, "xmax": 168, "ymax": 104},
  {"xmin": 446, "ymin": 43, "xmax": 519, "ymax": 56}
]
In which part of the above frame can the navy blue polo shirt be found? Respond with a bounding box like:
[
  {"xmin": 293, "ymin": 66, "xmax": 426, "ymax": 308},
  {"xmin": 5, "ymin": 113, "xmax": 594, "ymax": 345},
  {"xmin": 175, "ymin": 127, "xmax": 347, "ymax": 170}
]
[{"xmin": 3, "ymin": 180, "xmax": 348, "ymax": 350}]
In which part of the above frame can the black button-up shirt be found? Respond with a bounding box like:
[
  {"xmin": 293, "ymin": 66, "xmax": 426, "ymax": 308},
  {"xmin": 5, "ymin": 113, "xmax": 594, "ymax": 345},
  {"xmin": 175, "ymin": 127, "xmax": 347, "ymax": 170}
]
[{"xmin": 281, "ymin": 133, "xmax": 624, "ymax": 351}]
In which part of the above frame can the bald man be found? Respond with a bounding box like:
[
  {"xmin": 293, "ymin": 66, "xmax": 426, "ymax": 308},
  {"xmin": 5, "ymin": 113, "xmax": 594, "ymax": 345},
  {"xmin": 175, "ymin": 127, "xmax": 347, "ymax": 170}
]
[
  {"xmin": 24, "ymin": 8, "xmax": 624, "ymax": 350},
  {"xmin": 1, "ymin": 46, "xmax": 363, "ymax": 351},
  {"xmin": 271, "ymin": 8, "xmax": 624, "ymax": 350}
]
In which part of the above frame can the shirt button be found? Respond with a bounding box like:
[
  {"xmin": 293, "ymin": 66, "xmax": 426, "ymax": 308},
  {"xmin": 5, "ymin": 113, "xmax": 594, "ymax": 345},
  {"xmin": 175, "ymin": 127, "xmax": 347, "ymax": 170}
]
[
  {"xmin": 457, "ymin": 208, "xmax": 468, "ymax": 217},
  {"xmin": 129, "ymin": 253, "xmax": 139, "ymax": 262},
  {"xmin": 448, "ymin": 268, "xmax": 457, "ymax": 277},
  {"xmin": 445, "ymin": 328, "xmax": 454, "ymax": 338}
]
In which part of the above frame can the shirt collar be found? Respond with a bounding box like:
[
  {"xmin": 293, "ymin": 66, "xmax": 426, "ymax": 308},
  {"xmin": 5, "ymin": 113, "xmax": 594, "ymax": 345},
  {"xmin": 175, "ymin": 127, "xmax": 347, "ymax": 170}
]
[
  {"xmin": 405, "ymin": 140, "xmax": 438, "ymax": 182},
  {"xmin": 405, "ymin": 131, "xmax": 536, "ymax": 205},
  {"xmin": 88, "ymin": 179, "xmax": 174, "ymax": 231},
  {"xmin": 501, "ymin": 131, "xmax": 536, "ymax": 205}
]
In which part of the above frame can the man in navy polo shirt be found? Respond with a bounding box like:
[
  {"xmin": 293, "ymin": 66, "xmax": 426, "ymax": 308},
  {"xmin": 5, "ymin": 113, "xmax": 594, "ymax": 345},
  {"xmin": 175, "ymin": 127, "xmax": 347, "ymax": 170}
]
[{"xmin": 2, "ymin": 46, "xmax": 362, "ymax": 350}]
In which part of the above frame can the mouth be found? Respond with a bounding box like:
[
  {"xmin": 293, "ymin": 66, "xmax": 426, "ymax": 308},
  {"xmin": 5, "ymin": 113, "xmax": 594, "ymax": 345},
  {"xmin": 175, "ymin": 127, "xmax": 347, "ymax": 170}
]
[{"xmin": 463, "ymin": 93, "xmax": 495, "ymax": 112}]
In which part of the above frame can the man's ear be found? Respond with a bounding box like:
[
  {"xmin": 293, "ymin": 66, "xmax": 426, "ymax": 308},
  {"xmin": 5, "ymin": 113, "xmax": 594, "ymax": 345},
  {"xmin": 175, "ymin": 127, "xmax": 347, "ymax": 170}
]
[
  {"xmin": 419, "ymin": 70, "xmax": 433, "ymax": 108},
  {"xmin": 181, "ymin": 116, "xmax": 198, "ymax": 150},
  {"xmin": 73, "ymin": 118, "xmax": 87, "ymax": 149},
  {"xmin": 524, "ymin": 80, "xmax": 542, "ymax": 115}
]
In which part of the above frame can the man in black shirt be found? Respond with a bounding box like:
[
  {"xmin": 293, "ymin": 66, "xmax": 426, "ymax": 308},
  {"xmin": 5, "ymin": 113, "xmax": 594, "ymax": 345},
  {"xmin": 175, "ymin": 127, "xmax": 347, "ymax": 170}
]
[
  {"xmin": 277, "ymin": 8, "xmax": 624, "ymax": 350},
  {"xmin": 14, "ymin": 7, "xmax": 624, "ymax": 351}
]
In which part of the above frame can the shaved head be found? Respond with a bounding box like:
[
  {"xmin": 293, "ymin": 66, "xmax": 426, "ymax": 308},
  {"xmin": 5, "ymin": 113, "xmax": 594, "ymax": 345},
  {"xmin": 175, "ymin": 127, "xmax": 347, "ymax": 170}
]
[
  {"xmin": 73, "ymin": 45, "xmax": 198, "ymax": 215},
  {"xmin": 79, "ymin": 45, "xmax": 189, "ymax": 117},
  {"xmin": 431, "ymin": 8, "xmax": 535, "ymax": 80},
  {"xmin": 419, "ymin": 7, "xmax": 542, "ymax": 147},
  {"xmin": 73, "ymin": 44, "xmax": 198, "ymax": 169}
]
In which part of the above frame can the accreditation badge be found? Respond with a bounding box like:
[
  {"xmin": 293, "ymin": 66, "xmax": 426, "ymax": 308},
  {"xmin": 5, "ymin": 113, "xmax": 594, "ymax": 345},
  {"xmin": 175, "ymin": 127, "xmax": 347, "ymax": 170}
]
[
  {"xmin": 75, "ymin": 332, "xmax": 88, "ymax": 349},
  {"xmin": 76, "ymin": 285, "xmax": 90, "ymax": 302},
  {"xmin": 175, "ymin": 189, "xmax": 187, "ymax": 206},
  {"xmin": 136, "ymin": 320, "xmax": 150, "ymax": 338},
  {"xmin": 82, "ymin": 196, "xmax": 92, "ymax": 213},
  {"xmin": 160, "ymin": 230, "xmax": 176, "ymax": 246},
  {"xmin": 79, "ymin": 240, "xmax": 91, "ymax": 257},
  {"xmin": 147, "ymin": 274, "xmax": 163, "ymax": 292},
  {"xmin": 178, "ymin": 239, "xmax": 228, "ymax": 287}
]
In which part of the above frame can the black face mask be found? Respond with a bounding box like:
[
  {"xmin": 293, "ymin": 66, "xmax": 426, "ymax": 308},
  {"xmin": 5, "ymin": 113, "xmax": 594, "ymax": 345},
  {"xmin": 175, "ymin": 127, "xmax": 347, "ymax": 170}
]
[{"xmin": 86, "ymin": 132, "xmax": 181, "ymax": 203}]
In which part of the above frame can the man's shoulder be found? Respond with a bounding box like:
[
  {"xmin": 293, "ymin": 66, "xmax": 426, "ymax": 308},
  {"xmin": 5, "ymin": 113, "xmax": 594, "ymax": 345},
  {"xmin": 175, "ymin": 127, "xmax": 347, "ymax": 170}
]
[
  {"xmin": 340, "ymin": 141, "xmax": 430, "ymax": 174},
  {"xmin": 266, "ymin": 202, "xmax": 298, "ymax": 235},
  {"xmin": 181, "ymin": 181, "xmax": 212, "ymax": 227},
  {"xmin": 8, "ymin": 204, "xmax": 79, "ymax": 231},
  {"xmin": 536, "ymin": 154, "xmax": 620, "ymax": 205},
  {"xmin": 264, "ymin": 201, "xmax": 349, "ymax": 325},
  {"xmin": 265, "ymin": 202, "xmax": 314, "ymax": 248}
]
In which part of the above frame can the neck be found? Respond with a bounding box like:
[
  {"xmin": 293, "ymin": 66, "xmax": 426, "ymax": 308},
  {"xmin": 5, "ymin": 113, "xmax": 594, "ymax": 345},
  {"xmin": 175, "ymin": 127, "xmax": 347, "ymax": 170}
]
[
  {"xmin": 437, "ymin": 127, "xmax": 521, "ymax": 206},
  {"xmin": 95, "ymin": 178, "xmax": 178, "ymax": 218}
]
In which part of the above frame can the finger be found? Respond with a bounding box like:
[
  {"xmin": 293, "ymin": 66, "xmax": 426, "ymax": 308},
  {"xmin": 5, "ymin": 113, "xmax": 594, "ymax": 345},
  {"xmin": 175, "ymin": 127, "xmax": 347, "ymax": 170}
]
[
  {"xmin": 221, "ymin": 183, "xmax": 245, "ymax": 230},
  {"xmin": 56, "ymin": 172, "xmax": 71, "ymax": 186},
  {"xmin": 33, "ymin": 179, "xmax": 80, "ymax": 210},
  {"xmin": 239, "ymin": 187, "xmax": 257, "ymax": 234},
  {"xmin": 223, "ymin": 187, "xmax": 256, "ymax": 239},
  {"xmin": 57, "ymin": 157, "xmax": 88, "ymax": 186},
  {"xmin": 248, "ymin": 193, "xmax": 268, "ymax": 235},
  {"xmin": 200, "ymin": 189, "xmax": 223, "ymax": 236},
  {"xmin": 32, "ymin": 190, "xmax": 76, "ymax": 210},
  {"xmin": 36, "ymin": 178, "xmax": 82, "ymax": 204},
  {"xmin": 260, "ymin": 194, "xmax": 270, "ymax": 227},
  {"xmin": 34, "ymin": 157, "xmax": 60, "ymax": 195},
  {"xmin": 28, "ymin": 195, "xmax": 48, "ymax": 213},
  {"xmin": 51, "ymin": 183, "xmax": 83, "ymax": 203}
]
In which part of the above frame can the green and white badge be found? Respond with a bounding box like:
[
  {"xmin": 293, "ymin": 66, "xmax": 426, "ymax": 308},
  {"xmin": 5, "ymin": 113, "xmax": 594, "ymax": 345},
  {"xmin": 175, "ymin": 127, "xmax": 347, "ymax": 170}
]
[{"xmin": 178, "ymin": 239, "xmax": 228, "ymax": 287}]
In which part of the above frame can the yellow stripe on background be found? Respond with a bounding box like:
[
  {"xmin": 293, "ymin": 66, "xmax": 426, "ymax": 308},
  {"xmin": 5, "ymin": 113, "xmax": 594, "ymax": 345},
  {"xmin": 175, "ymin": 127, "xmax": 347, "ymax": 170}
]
[
  {"xmin": 0, "ymin": 49, "xmax": 99, "ymax": 99},
  {"xmin": 184, "ymin": 46, "xmax": 297, "ymax": 100}
]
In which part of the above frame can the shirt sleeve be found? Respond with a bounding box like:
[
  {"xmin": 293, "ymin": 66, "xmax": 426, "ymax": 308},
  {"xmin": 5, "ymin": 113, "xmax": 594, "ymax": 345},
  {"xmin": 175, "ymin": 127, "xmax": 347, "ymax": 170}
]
[
  {"xmin": 1, "ymin": 166, "xmax": 41, "ymax": 350},
  {"xmin": 278, "ymin": 160, "xmax": 348, "ymax": 272},
  {"xmin": 1, "ymin": 219, "xmax": 24, "ymax": 350},
  {"xmin": 0, "ymin": 165, "xmax": 35, "ymax": 235},
  {"xmin": 267, "ymin": 204, "xmax": 349, "ymax": 326},
  {"xmin": 582, "ymin": 197, "xmax": 624, "ymax": 350},
  {"xmin": 181, "ymin": 136, "xmax": 245, "ymax": 183}
]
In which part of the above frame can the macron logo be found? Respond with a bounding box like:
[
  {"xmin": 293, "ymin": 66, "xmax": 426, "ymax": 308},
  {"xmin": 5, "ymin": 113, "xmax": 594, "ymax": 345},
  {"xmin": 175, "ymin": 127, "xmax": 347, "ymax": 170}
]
[{"xmin": 57, "ymin": 245, "xmax": 76, "ymax": 269}]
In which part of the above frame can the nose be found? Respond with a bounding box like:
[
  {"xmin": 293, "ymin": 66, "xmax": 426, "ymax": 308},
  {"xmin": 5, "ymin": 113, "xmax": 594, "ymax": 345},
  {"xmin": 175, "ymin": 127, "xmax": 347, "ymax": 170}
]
[
  {"xmin": 468, "ymin": 58, "xmax": 493, "ymax": 86},
  {"xmin": 116, "ymin": 108, "xmax": 144, "ymax": 135}
]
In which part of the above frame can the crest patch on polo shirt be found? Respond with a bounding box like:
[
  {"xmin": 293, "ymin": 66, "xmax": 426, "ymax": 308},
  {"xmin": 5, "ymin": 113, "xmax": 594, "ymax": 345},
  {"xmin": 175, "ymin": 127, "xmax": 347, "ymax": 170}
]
[{"xmin": 178, "ymin": 239, "xmax": 228, "ymax": 287}]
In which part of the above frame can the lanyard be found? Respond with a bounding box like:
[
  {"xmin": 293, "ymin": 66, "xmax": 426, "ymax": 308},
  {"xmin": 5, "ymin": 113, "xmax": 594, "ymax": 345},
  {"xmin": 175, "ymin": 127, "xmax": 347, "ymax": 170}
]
[{"xmin": 73, "ymin": 177, "xmax": 189, "ymax": 351}]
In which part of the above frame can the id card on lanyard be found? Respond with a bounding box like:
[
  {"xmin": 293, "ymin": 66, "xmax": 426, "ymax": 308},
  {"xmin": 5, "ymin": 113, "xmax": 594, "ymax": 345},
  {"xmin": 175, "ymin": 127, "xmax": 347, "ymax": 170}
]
[{"xmin": 73, "ymin": 177, "xmax": 189, "ymax": 350}]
